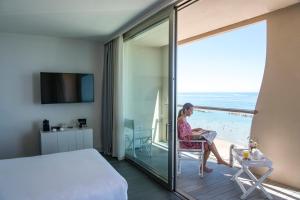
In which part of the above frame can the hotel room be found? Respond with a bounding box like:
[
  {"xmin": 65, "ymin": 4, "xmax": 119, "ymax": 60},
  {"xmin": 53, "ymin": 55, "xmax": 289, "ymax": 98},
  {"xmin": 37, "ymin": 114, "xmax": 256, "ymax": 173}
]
[{"xmin": 0, "ymin": 0, "xmax": 300, "ymax": 200}]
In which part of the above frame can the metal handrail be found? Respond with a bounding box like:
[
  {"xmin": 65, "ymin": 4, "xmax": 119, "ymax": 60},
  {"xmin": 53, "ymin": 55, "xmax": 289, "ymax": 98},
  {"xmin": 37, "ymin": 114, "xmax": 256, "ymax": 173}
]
[{"xmin": 177, "ymin": 104, "xmax": 257, "ymax": 115}]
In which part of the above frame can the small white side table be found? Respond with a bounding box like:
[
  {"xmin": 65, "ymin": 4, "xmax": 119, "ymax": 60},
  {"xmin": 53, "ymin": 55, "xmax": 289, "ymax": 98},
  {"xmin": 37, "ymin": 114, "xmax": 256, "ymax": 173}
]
[{"xmin": 231, "ymin": 148, "xmax": 273, "ymax": 200}]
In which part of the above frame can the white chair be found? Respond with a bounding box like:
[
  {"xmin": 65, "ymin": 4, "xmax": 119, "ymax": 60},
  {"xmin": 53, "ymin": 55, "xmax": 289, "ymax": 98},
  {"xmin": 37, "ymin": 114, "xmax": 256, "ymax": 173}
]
[
  {"xmin": 124, "ymin": 119, "xmax": 152, "ymax": 158},
  {"xmin": 177, "ymin": 138, "xmax": 207, "ymax": 177}
]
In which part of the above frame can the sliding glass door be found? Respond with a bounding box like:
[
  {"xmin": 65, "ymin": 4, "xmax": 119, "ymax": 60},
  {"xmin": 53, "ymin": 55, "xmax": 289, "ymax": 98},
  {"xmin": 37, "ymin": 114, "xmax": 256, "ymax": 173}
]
[{"xmin": 123, "ymin": 8, "xmax": 176, "ymax": 188}]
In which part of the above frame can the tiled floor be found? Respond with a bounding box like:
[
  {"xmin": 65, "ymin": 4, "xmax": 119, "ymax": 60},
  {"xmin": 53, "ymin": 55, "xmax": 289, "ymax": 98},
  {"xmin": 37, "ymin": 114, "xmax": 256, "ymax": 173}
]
[{"xmin": 106, "ymin": 156, "xmax": 181, "ymax": 200}]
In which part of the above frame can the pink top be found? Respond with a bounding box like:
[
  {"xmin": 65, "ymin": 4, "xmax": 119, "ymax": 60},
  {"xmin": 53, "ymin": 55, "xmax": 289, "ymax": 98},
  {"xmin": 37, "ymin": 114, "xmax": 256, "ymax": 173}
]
[{"xmin": 177, "ymin": 118, "xmax": 208, "ymax": 150}]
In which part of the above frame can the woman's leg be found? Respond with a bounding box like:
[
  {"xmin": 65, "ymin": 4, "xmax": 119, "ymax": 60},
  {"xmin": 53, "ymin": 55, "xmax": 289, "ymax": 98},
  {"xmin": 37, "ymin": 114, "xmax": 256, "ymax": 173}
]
[
  {"xmin": 209, "ymin": 142, "xmax": 230, "ymax": 166},
  {"xmin": 203, "ymin": 149, "xmax": 210, "ymax": 167},
  {"xmin": 202, "ymin": 149, "xmax": 213, "ymax": 172}
]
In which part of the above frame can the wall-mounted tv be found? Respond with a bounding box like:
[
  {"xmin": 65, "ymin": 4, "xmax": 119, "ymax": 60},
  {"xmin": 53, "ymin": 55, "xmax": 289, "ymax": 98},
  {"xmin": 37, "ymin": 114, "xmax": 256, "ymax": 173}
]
[{"xmin": 40, "ymin": 72, "xmax": 94, "ymax": 104}]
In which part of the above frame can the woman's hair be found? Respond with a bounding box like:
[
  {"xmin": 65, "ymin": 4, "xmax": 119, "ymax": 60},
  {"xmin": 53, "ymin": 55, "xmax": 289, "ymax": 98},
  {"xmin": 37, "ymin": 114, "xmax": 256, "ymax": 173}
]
[{"xmin": 177, "ymin": 103, "xmax": 194, "ymax": 119}]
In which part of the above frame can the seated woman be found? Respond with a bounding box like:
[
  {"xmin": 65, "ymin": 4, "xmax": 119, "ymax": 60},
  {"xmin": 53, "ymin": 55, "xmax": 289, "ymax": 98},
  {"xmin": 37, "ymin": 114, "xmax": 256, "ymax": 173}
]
[{"xmin": 177, "ymin": 103, "xmax": 230, "ymax": 173}]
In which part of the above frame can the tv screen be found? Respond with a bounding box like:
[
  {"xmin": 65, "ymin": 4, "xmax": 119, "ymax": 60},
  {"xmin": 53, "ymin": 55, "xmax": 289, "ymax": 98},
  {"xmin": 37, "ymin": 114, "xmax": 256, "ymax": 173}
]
[{"xmin": 40, "ymin": 72, "xmax": 94, "ymax": 104}]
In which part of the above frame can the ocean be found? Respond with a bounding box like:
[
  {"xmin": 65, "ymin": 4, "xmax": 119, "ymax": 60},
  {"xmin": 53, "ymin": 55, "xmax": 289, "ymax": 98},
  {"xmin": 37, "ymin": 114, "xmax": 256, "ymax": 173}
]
[{"xmin": 177, "ymin": 92, "xmax": 258, "ymax": 146}]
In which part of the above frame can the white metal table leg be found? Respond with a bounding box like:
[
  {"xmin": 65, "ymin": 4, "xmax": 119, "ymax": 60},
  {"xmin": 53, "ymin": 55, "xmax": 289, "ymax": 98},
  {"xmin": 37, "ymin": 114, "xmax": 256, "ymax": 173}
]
[
  {"xmin": 242, "ymin": 167, "xmax": 273, "ymax": 200},
  {"xmin": 231, "ymin": 148, "xmax": 273, "ymax": 200},
  {"xmin": 231, "ymin": 168, "xmax": 244, "ymax": 181},
  {"xmin": 234, "ymin": 168, "xmax": 247, "ymax": 194}
]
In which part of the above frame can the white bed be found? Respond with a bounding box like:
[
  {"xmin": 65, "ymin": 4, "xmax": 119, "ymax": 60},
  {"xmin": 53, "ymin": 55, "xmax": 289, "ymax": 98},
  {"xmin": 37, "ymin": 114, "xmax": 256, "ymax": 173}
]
[{"xmin": 0, "ymin": 149, "xmax": 128, "ymax": 200}]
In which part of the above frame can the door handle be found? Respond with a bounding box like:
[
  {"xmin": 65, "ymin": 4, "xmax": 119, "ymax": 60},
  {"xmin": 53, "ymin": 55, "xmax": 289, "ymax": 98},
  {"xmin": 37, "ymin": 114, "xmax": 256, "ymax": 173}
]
[{"xmin": 166, "ymin": 123, "xmax": 172, "ymax": 141}]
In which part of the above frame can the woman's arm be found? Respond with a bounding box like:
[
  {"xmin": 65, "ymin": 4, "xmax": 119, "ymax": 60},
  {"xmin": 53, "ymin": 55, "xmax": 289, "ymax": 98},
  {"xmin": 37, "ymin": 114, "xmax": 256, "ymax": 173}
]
[
  {"xmin": 192, "ymin": 128, "xmax": 204, "ymax": 132},
  {"xmin": 192, "ymin": 127, "xmax": 210, "ymax": 136},
  {"xmin": 191, "ymin": 129, "xmax": 207, "ymax": 136}
]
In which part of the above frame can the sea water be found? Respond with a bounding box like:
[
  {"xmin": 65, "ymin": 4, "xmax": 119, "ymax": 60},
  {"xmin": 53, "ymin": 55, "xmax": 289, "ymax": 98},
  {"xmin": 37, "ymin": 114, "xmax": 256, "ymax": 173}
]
[{"xmin": 177, "ymin": 92, "xmax": 258, "ymax": 146}]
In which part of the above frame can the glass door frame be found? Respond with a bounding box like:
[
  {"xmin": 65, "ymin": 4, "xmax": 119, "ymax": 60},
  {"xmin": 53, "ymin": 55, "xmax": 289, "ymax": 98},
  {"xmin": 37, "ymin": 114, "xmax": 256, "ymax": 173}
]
[
  {"xmin": 168, "ymin": 7, "xmax": 176, "ymax": 191},
  {"xmin": 122, "ymin": 6, "xmax": 177, "ymax": 190}
]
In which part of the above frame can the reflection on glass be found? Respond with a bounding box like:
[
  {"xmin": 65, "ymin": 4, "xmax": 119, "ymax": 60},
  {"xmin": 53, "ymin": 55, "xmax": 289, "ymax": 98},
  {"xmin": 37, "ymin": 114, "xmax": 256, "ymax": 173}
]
[{"xmin": 123, "ymin": 20, "xmax": 169, "ymax": 180}]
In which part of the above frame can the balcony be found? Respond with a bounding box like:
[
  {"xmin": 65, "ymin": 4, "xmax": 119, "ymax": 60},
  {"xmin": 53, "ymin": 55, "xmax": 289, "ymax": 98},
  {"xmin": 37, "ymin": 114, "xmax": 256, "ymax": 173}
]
[
  {"xmin": 176, "ymin": 106, "xmax": 300, "ymax": 199},
  {"xmin": 125, "ymin": 106, "xmax": 300, "ymax": 199}
]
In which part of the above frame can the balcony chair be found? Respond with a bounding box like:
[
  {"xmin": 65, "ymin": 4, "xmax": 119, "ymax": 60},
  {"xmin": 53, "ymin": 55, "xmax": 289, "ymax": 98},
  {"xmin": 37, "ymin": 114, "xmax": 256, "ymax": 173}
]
[
  {"xmin": 177, "ymin": 138, "xmax": 207, "ymax": 177},
  {"xmin": 124, "ymin": 119, "xmax": 152, "ymax": 158}
]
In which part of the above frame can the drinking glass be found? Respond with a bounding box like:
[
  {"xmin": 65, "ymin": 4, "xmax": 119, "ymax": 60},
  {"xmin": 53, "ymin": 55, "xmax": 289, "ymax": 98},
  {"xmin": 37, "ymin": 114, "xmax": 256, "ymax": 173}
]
[{"xmin": 243, "ymin": 150, "xmax": 250, "ymax": 159}]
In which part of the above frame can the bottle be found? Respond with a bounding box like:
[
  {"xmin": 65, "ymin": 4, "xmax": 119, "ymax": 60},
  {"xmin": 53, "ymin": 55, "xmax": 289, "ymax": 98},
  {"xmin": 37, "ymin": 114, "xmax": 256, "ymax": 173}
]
[{"xmin": 43, "ymin": 119, "xmax": 50, "ymax": 132}]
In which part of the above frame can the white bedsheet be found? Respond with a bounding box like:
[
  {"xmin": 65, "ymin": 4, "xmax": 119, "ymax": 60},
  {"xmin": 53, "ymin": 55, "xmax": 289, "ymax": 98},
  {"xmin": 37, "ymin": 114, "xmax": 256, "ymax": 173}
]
[{"xmin": 0, "ymin": 149, "xmax": 128, "ymax": 200}]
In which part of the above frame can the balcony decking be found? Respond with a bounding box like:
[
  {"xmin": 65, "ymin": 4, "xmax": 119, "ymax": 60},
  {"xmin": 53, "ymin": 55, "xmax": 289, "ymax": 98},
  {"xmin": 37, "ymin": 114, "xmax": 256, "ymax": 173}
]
[
  {"xmin": 131, "ymin": 145, "xmax": 300, "ymax": 200},
  {"xmin": 177, "ymin": 159, "xmax": 300, "ymax": 200}
]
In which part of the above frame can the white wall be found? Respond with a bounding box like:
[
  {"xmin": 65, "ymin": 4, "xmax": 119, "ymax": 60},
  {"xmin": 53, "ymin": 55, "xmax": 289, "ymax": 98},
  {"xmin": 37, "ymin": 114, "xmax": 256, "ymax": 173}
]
[{"xmin": 0, "ymin": 33, "xmax": 103, "ymax": 159}]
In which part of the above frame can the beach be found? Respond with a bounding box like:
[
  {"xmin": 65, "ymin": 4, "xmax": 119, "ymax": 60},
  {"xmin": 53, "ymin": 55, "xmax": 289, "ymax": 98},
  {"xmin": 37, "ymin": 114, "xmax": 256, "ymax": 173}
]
[
  {"xmin": 178, "ymin": 92, "xmax": 257, "ymax": 147},
  {"xmin": 213, "ymin": 138, "xmax": 244, "ymax": 161}
]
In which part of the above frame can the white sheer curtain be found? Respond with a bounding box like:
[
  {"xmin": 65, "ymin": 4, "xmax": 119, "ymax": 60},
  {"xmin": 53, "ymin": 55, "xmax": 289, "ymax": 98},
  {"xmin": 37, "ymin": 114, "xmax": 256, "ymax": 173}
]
[{"xmin": 112, "ymin": 36, "xmax": 125, "ymax": 160}]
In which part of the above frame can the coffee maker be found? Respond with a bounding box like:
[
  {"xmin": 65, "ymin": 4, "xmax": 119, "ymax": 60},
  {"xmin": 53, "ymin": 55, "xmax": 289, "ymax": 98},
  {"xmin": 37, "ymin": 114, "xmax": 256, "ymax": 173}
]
[
  {"xmin": 43, "ymin": 119, "xmax": 50, "ymax": 132},
  {"xmin": 78, "ymin": 118, "xmax": 87, "ymax": 128}
]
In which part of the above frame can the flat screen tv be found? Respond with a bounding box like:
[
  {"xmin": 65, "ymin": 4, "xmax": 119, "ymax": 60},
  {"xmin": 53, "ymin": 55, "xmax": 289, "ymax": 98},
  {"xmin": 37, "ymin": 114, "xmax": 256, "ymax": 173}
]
[{"xmin": 40, "ymin": 72, "xmax": 94, "ymax": 104}]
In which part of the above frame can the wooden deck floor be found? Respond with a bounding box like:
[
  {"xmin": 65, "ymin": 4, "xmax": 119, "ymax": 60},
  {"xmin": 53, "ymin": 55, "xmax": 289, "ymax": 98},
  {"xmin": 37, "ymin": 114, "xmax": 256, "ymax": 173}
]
[
  {"xmin": 123, "ymin": 145, "xmax": 300, "ymax": 200},
  {"xmin": 177, "ymin": 159, "xmax": 300, "ymax": 200}
]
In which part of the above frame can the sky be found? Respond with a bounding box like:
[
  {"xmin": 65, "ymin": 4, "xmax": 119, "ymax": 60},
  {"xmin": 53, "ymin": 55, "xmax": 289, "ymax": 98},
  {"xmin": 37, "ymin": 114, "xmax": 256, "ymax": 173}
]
[{"xmin": 177, "ymin": 21, "xmax": 267, "ymax": 93}]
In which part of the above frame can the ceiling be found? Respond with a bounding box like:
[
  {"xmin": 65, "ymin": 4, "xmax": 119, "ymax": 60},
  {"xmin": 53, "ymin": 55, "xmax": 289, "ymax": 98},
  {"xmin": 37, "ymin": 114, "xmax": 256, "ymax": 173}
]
[
  {"xmin": 0, "ymin": 0, "xmax": 165, "ymax": 42},
  {"xmin": 125, "ymin": 0, "xmax": 299, "ymax": 47},
  {"xmin": 130, "ymin": 20, "xmax": 169, "ymax": 47},
  {"xmin": 0, "ymin": 0, "xmax": 298, "ymax": 43},
  {"xmin": 178, "ymin": 0, "xmax": 300, "ymax": 44}
]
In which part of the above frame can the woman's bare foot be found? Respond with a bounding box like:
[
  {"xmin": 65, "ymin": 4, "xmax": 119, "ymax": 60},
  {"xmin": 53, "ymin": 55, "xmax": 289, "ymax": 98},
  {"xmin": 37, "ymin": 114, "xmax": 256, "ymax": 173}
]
[
  {"xmin": 217, "ymin": 159, "xmax": 231, "ymax": 167},
  {"xmin": 200, "ymin": 166, "xmax": 213, "ymax": 173}
]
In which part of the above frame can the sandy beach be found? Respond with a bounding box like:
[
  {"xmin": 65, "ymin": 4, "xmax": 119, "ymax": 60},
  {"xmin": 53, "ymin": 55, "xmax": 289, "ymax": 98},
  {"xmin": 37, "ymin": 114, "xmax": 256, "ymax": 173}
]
[{"xmin": 212, "ymin": 138, "xmax": 244, "ymax": 161}]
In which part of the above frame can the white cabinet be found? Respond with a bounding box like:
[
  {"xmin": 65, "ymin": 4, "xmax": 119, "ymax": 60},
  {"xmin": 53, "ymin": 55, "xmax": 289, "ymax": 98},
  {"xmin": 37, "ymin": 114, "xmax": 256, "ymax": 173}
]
[
  {"xmin": 41, "ymin": 128, "xmax": 93, "ymax": 155},
  {"xmin": 41, "ymin": 132, "xmax": 58, "ymax": 154}
]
